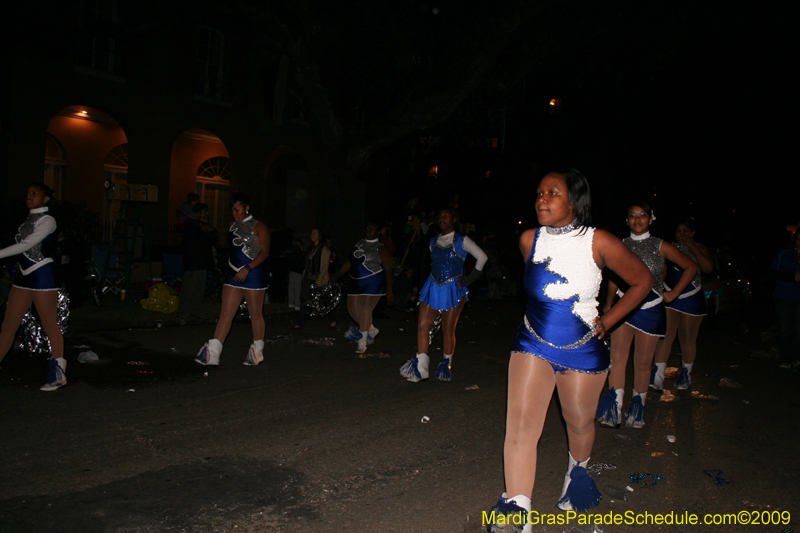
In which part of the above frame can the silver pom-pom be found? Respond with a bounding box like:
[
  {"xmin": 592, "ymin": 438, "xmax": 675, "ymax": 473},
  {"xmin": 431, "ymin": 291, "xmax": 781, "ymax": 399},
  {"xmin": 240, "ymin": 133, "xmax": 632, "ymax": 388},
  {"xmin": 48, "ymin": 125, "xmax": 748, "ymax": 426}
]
[
  {"xmin": 15, "ymin": 288, "xmax": 70, "ymax": 355},
  {"xmin": 303, "ymin": 284, "xmax": 342, "ymax": 318},
  {"xmin": 428, "ymin": 311, "xmax": 442, "ymax": 345}
]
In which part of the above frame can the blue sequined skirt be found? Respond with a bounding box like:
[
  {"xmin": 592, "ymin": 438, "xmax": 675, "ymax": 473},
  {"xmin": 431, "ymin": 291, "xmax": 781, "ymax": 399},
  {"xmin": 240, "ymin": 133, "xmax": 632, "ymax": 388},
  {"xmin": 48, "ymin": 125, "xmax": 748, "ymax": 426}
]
[
  {"xmin": 666, "ymin": 288, "xmax": 706, "ymax": 316},
  {"xmin": 225, "ymin": 263, "xmax": 269, "ymax": 290},
  {"xmin": 419, "ymin": 276, "xmax": 467, "ymax": 311},
  {"xmin": 13, "ymin": 263, "xmax": 59, "ymax": 291},
  {"xmin": 349, "ymin": 272, "xmax": 386, "ymax": 296}
]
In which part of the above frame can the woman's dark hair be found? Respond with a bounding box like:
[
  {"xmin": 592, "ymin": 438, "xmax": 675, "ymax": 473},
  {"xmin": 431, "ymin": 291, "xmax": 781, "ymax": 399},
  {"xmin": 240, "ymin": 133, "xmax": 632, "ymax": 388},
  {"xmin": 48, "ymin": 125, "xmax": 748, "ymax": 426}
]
[
  {"xmin": 230, "ymin": 192, "xmax": 250, "ymax": 208},
  {"xmin": 627, "ymin": 201, "xmax": 653, "ymax": 218},
  {"xmin": 30, "ymin": 182, "xmax": 54, "ymax": 203},
  {"xmin": 546, "ymin": 169, "xmax": 592, "ymax": 228},
  {"xmin": 675, "ymin": 216, "xmax": 697, "ymax": 232}
]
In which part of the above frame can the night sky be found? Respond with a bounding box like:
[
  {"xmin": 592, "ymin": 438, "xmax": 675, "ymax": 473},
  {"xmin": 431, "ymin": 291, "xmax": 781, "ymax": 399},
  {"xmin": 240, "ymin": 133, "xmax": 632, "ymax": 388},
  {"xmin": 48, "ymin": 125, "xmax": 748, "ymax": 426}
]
[{"xmin": 364, "ymin": 2, "xmax": 794, "ymax": 279}]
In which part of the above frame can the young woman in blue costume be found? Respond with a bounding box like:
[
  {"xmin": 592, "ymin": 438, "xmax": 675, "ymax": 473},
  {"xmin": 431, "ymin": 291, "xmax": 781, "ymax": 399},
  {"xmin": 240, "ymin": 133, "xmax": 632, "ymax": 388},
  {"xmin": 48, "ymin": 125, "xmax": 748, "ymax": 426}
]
[
  {"xmin": 331, "ymin": 223, "xmax": 394, "ymax": 354},
  {"xmin": 0, "ymin": 183, "xmax": 66, "ymax": 391},
  {"xmin": 596, "ymin": 203, "xmax": 697, "ymax": 430},
  {"xmin": 195, "ymin": 193, "xmax": 270, "ymax": 367},
  {"xmin": 486, "ymin": 171, "xmax": 652, "ymax": 532},
  {"xmin": 399, "ymin": 207, "xmax": 487, "ymax": 382},
  {"xmin": 652, "ymin": 217, "xmax": 714, "ymax": 390}
]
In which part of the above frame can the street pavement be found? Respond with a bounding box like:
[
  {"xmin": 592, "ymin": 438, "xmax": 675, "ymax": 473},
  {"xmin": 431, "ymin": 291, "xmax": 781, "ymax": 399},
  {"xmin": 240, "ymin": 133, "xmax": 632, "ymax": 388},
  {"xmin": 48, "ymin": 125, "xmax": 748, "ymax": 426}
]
[{"xmin": 0, "ymin": 297, "xmax": 796, "ymax": 532}]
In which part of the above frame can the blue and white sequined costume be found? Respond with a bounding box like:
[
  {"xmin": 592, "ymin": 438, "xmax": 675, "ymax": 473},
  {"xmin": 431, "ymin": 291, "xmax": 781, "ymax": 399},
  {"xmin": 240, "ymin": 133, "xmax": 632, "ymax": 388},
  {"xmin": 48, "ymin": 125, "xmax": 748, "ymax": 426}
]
[
  {"xmin": 616, "ymin": 235, "xmax": 666, "ymax": 336},
  {"xmin": 419, "ymin": 232, "xmax": 470, "ymax": 311},
  {"xmin": 664, "ymin": 243, "xmax": 706, "ymax": 316},
  {"xmin": 513, "ymin": 227, "xmax": 609, "ymax": 373},
  {"xmin": 225, "ymin": 215, "xmax": 268, "ymax": 290},
  {"xmin": 347, "ymin": 238, "xmax": 386, "ymax": 296},
  {"xmin": 0, "ymin": 207, "xmax": 59, "ymax": 291}
]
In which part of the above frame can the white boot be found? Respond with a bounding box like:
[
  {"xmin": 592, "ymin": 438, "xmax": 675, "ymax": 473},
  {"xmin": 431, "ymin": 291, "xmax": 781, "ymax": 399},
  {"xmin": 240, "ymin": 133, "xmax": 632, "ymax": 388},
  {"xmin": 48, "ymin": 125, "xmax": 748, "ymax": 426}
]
[
  {"xmin": 40, "ymin": 357, "xmax": 67, "ymax": 391},
  {"xmin": 625, "ymin": 390, "xmax": 646, "ymax": 428},
  {"xmin": 401, "ymin": 352, "xmax": 429, "ymax": 382},
  {"xmin": 195, "ymin": 339, "xmax": 222, "ymax": 366},
  {"xmin": 676, "ymin": 362, "xmax": 692, "ymax": 390},
  {"xmin": 650, "ymin": 362, "xmax": 666, "ymax": 391},
  {"xmin": 244, "ymin": 340, "xmax": 265, "ymax": 366},
  {"xmin": 368, "ymin": 324, "xmax": 379, "ymax": 343},
  {"xmin": 356, "ymin": 331, "xmax": 369, "ymax": 354},
  {"xmin": 434, "ymin": 353, "xmax": 452, "ymax": 381},
  {"xmin": 557, "ymin": 452, "xmax": 602, "ymax": 511}
]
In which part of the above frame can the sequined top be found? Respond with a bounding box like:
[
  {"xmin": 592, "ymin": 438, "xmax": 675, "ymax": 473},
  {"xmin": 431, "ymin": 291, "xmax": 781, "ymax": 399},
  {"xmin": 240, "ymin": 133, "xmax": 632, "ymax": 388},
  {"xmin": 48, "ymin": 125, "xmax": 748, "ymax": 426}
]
[
  {"xmin": 19, "ymin": 213, "xmax": 49, "ymax": 263},
  {"xmin": 429, "ymin": 233, "xmax": 467, "ymax": 286},
  {"xmin": 0, "ymin": 207, "xmax": 57, "ymax": 274},
  {"xmin": 230, "ymin": 216, "xmax": 260, "ymax": 259},
  {"xmin": 623, "ymin": 235, "xmax": 664, "ymax": 296},
  {"xmin": 228, "ymin": 216, "xmax": 262, "ymax": 271},
  {"xmin": 674, "ymin": 243, "xmax": 702, "ymax": 288},
  {"xmin": 528, "ymin": 226, "xmax": 602, "ymax": 329},
  {"xmin": 350, "ymin": 238, "xmax": 383, "ymax": 279}
]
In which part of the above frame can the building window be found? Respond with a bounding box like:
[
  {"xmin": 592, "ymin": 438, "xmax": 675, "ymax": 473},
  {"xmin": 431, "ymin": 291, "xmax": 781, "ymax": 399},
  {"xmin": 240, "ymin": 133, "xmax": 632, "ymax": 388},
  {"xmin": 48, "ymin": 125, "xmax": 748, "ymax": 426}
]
[
  {"xmin": 195, "ymin": 27, "xmax": 225, "ymax": 100},
  {"xmin": 77, "ymin": 0, "xmax": 124, "ymax": 77}
]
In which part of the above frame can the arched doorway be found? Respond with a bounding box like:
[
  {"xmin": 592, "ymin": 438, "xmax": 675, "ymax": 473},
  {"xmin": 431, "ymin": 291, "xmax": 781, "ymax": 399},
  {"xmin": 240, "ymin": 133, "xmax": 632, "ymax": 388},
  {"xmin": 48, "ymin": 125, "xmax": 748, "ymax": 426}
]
[
  {"xmin": 196, "ymin": 155, "xmax": 231, "ymax": 235},
  {"xmin": 169, "ymin": 128, "xmax": 230, "ymax": 242},
  {"xmin": 45, "ymin": 105, "xmax": 128, "ymax": 226}
]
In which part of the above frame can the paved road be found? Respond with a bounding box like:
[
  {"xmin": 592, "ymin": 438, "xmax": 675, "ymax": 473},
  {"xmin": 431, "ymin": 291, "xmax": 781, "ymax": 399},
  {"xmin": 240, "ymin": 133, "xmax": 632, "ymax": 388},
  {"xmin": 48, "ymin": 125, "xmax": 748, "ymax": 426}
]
[{"xmin": 0, "ymin": 298, "xmax": 796, "ymax": 532}]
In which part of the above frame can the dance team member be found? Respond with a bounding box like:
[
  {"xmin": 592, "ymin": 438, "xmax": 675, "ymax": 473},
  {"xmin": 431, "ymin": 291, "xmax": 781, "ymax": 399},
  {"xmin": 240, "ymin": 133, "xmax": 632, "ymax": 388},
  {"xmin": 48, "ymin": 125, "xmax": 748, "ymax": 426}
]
[
  {"xmin": 596, "ymin": 202, "xmax": 697, "ymax": 429},
  {"xmin": 195, "ymin": 193, "xmax": 270, "ymax": 366},
  {"xmin": 652, "ymin": 217, "xmax": 714, "ymax": 390},
  {"xmin": 400, "ymin": 207, "xmax": 487, "ymax": 382},
  {"xmin": 0, "ymin": 183, "xmax": 66, "ymax": 391},
  {"xmin": 486, "ymin": 170, "xmax": 652, "ymax": 530},
  {"xmin": 332, "ymin": 223, "xmax": 394, "ymax": 353}
]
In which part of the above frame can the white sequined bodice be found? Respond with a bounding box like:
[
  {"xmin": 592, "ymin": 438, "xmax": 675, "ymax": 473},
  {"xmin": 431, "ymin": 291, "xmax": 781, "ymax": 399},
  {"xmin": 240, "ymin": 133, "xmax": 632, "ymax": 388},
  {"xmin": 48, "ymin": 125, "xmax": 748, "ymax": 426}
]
[{"xmin": 532, "ymin": 227, "xmax": 601, "ymax": 328}]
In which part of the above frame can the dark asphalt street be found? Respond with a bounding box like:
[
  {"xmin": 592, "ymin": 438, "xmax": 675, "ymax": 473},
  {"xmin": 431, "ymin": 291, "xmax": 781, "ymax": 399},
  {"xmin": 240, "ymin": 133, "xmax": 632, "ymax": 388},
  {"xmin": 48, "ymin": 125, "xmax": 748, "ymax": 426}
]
[{"xmin": 0, "ymin": 297, "xmax": 796, "ymax": 533}]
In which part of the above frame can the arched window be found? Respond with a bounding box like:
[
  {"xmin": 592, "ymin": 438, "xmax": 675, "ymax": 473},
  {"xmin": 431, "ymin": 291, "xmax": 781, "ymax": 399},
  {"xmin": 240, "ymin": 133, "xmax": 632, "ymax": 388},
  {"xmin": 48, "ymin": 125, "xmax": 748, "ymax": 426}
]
[{"xmin": 197, "ymin": 156, "xmax": 230, "ymax": 180}]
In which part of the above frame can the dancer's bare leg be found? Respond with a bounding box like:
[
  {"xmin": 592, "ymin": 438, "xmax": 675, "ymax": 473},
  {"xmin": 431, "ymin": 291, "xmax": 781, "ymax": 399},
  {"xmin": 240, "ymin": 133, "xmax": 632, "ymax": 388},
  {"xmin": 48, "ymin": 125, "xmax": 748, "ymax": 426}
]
[
  {"xmin": 213, "ymin": 285, "xmax": 244, "ymax": 342},
  {"xmin": 556, "ymin": 370, "xmax": 608, "ymax": 461},
  {"xmin": 677, "ymin": 314, "xmax": 703, "ymax": 365},
  {"xmin": 654, "ymin": 309, "xmax": 681, "ymax": 364},
  {"xmin": 0, "ymin": 287, "xmax": 35, "ymax": 364},
  {"xmin": 440, "ymin": 297, "xmax": 466, "ymax": 355},
  {"xmin": 504, "ymin": 353, "xmax": 557, "ymax": 498},
  {"xmin": 632, "ymin": 330, "xmax": 659, "ymax": 393},
  {"xmin": 243, "ymin": 289, "xmax": 266, "ymax": 341},
  {"xmin": 607, "ymin": 324, "xmax": 634, "ymax": 390},
  {"xmin": 416, "ymin": 302, "xmax": 438, "ymax": 354},
  {"xmin": 358, "ymin": 295, "xmax": 381, "ymax": 332},
  {"xmin": 32, "ymin": 290, "xmax": 63, "ymax": 360}
]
